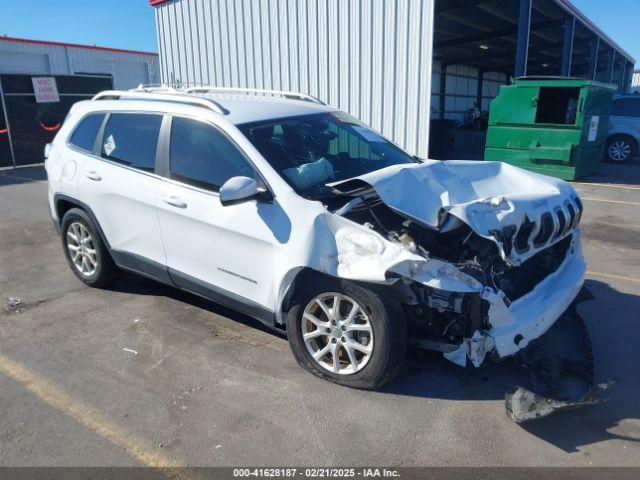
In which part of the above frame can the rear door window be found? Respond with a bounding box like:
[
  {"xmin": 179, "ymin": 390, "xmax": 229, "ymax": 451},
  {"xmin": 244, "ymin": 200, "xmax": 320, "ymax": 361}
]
[
  {"xmin": 168, "ymin": 116, "xmax": 256, "ymax": 191},
  {"xmin": 101, "ymin": 113, "xmax": 163, "ymax": 172},
  {"xmin": 69, "ymin": 113, "xmax": 105, "ymax": 152}
]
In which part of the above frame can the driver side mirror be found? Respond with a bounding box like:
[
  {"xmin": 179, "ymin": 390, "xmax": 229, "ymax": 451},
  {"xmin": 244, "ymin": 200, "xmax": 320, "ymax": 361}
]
[{"xmin": 219, "ymin": 176, "xmax": 272, "ymax": 206}]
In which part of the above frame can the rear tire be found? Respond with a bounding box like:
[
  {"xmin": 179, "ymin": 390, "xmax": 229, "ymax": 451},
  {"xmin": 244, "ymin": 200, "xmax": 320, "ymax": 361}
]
[
  {"xmin": 286, "ymin": 277, "xmax": 406, "ymax": 390},
  {"xmin": 61, "ymin": 208, "xmax": 119, "ymax": 287},
  {"xmin": 605, "ymin": 135, "xmax": 637, "ymax": 163}
]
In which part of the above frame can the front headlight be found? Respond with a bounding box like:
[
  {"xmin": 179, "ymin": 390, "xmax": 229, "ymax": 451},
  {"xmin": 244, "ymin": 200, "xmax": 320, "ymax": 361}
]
[{"xmin": 336, "ymin": 229, "xmax": 385, "ymax": 257}]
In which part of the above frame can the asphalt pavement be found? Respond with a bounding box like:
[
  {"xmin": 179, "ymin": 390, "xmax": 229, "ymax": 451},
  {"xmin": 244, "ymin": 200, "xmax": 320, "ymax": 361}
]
[{"xmin": 0, "ymin": 162, "xmax": 639, "ymax": 467}]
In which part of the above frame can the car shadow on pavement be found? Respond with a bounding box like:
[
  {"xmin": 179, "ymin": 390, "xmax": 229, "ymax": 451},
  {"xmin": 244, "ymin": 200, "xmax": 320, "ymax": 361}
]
[
  {"xmin": 0, "ymin": 166, "xmax": 47, "ymax": 186},
  {"xmin": 107, "ymin": 271, "xmax": 639, "ymax": 454},
  {"xmin": 105, "ymin": 272, "xmax": 287, "ymax": 339},
  {"xmin": 384, "ymin": 280, "xmax": 640, "ymax": 453},
  {"xmin": 578, "ymin": 158, "xmax": 640, "ymax": 186},
  {"xmin": 518, "ymin": 280, "xmax": 640, "ymax": 452}
]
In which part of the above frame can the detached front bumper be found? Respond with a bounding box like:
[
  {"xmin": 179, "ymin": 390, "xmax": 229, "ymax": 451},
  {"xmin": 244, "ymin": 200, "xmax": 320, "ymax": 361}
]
[{"xmin": 445, "ymin": 232, "xmax": 586, "ymax": 367}]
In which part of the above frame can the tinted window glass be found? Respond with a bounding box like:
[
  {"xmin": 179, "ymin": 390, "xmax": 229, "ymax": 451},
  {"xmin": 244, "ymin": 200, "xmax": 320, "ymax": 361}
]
[
  {"xmin": 612, "ymin": 98, "xmax": 640, "ymax": 117},
  {"xmin": 69, "ymin": 113, "xmax": 105, "ymax": 152},
  {"xmin": 169, "ymin": 117, "xmax": 256, "ymax": 190},
  {"xmin": 101, "ymin": 113, "xmax": 162, "ymax": 172}
]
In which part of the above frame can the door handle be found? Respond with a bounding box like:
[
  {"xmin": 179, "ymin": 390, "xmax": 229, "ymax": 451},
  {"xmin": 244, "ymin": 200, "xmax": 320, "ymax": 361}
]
[
  {"xmin": 161, "ymin": 195, "xmax": 187, "ymax": 208},
  {"xmin": 85, "ymin": 170, "xmax": 101, "ymax": 181}
]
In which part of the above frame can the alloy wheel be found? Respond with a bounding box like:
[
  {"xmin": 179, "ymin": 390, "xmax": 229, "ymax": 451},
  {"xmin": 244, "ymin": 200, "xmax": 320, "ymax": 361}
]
[
  {"xmin": 608, "ymin": 140, "xmax": 632, "ymax": 162},
  {"xmin": 66, "ymin": 221, "xmax": 98, "ymax": 277},
  {"xmin": 301, "ymin": 292, "xmax": 374, "ymax": 375}
]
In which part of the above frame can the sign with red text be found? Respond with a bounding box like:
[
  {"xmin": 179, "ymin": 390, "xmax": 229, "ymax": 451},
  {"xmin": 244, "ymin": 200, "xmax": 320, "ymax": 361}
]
[{"xmin": 31, "ymin": 77, "xmax": 60, "ymax": 103}]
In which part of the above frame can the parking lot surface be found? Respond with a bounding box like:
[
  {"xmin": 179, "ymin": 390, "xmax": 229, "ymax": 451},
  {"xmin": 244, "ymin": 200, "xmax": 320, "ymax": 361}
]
[{"xmin": 1, "ymin": 163, "xmax": 639, "ymax": 467}]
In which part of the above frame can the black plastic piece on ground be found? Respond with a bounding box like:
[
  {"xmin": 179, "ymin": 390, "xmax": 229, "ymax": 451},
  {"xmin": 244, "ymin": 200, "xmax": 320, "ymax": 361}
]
[{"xmin": 505, "ymin": 287, "xmax": 613, "ymax": 423}]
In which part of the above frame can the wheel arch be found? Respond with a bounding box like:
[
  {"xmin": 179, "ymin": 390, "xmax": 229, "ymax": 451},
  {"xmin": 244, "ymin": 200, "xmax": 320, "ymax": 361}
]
[
  {"xmin": 53, "ymin": 193, "xmax": 111, "ymax": 250},
  {"xmin": 607, "ymin": 133, "xmax": 639, "ymax": 151},
  {"xmin": 276, "ymin": 267, "xmax": 332, "ymax": 325},
  {"xmin": 274, "ymin": 266, "xmax": 406, "ymax": 326}
]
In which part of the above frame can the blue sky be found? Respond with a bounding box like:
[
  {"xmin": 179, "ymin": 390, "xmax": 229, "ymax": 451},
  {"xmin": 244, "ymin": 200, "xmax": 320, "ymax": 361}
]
[
  {"xmin": 571, "ymin": 0, "xmax": 639, "ymax": 62},
  {"xmin": 0, "ymin": 0, "xmax": 158, "ymax": 53},
  {"xmin": 0, "ymin": 0, "xmax": 638, "ymax": 63}
]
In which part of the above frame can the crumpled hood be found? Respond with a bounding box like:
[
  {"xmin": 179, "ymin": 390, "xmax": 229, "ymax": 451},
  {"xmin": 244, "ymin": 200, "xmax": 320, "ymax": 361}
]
[{"xmin": 339, "ymin": 160, "xmax": 582, "ymax": 265}]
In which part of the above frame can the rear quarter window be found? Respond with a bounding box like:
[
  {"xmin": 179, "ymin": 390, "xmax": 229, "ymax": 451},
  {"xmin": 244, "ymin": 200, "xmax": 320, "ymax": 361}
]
[
  {"xmin": 68, "ymin": 113, "xmax": 105, "ymax": 152},
  {"xmin": 101, "ymin": 113, "xmax": 163, "ymax": 172}
]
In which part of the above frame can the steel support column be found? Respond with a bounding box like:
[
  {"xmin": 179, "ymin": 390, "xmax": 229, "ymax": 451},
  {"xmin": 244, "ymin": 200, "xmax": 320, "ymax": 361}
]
[
  {"xmin": 587, "ymin": 37, "xmax": 599, "ymax": 80},
  {"xmin": 619, "ymin": 61, "xmax": 628, "ymax": 93},
  {"xmin": 476, "ymin": 70, "xmax": 484, "ymax": 111},
  {"xmin": 439, "ymin": 64, "xmax": 447, "ymax": 120},
  {"xmin": 605, "ymin": 49, "xmax": 615, "ymax": 84},
  {"xmin": 561, "ymin": 16, "xmax": 575, "ymax": 77},
  {"xmin": 515, "ymin": 0, "xmax": 532, "ymax": 77}
]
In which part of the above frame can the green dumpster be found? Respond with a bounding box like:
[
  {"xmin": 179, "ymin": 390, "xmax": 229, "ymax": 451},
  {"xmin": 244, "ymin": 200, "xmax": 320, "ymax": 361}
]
[{"xmin": 484, "ymin": 77, "xmax": 615, "ymax": 180}]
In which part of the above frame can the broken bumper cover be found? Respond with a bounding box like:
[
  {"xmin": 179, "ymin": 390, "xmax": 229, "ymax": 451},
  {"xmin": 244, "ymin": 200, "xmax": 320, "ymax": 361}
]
[
  {"xmin": 505, "ymin": 305, "xmax": 611, "ymax": 424},
  {"xmin": 445, "ymin": 233, "xmax": 586, "ymax": 367}
]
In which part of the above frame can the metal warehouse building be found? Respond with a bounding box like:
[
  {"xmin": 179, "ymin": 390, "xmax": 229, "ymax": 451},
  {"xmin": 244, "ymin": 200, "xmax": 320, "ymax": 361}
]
[
  {"xmin": 150, "ymin": 0, "xmax": 635, "ymax": 158},
  {"xmin": 0, "ymin": 36, "xmax": 160, "ymax": 89}
]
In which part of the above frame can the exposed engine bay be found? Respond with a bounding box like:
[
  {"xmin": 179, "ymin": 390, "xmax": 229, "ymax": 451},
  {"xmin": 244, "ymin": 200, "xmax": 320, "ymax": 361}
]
[{"xmin": 328, "ymin": 180, "xmax": 579, "ymax": 352}]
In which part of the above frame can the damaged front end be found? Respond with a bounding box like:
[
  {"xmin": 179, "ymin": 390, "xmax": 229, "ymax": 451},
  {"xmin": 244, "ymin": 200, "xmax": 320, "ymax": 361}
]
[
  {"xmin": 327, "ymin": 161, "xmax": 587, "ymax": 370},
  {"xmin": 321, "ymin": 160, "xmax": 607, "ymax": 421}
]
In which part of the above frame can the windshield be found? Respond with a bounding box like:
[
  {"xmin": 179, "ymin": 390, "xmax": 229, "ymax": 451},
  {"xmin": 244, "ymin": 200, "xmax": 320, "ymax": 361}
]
[{"xmin": 238, "ymin": 112, "xmax": 418, "ymax": 197}]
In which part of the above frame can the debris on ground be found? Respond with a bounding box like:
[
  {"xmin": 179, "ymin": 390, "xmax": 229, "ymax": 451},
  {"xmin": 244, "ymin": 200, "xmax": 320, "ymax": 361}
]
[
  {"xmin": 6, "ymin": 297, "xmax": 23, "ymax": 313},
  {"xmin": 505, "ymin": 382, "xmax": 612, "ymax": 423},
  {"xmin": 505, "ymin": 288, "xmax": 613, "ymax": 423},
  {"xmin": 123, "ymin": 348, "xmax": 138, "ymax": 355}
]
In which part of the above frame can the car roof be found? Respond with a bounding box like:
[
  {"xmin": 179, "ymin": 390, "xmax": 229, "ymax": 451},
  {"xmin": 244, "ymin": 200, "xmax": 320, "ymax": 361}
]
[
  {"xmin": 88, "ymin": 88, "xmax": 338, "ymax": 125},
  {"xmin": 195, "ymin": 93, "xmax": 337, "ymax": 124}
]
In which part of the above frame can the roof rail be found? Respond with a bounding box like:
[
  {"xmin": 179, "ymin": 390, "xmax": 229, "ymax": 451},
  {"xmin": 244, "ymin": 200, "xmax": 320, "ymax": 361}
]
[
  {"xmin": 132, "ymin": 83, "xmax": 180, "ymax": 93},
  {"xmin": 183, "ymin": 86, "xmax": 326, "ymax": 105},
  {"xmin": 134, "ymin": 82, "xmax": 196, "ymax": 91},
  {"xmin": 91, "ymin": 90, "xmax": 229, "ymax": 115}
]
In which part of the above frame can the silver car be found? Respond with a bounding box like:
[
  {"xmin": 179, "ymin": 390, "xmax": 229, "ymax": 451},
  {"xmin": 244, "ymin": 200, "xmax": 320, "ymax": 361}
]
[{"xmin": 606, "ymin": 95, "xmax": 640, "ymax": 163}]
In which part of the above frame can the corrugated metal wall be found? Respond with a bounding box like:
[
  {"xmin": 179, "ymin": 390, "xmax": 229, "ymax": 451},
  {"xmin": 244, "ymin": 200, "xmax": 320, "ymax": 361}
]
[
  {"xmin": 0, "ymin": 39, "xmax": 160, "ymax": 89},
  {"xmin": 155, "ymin": 0, "xmax": 435, "ymax": 157},
  {"xmin": 430, "ymin": 61, "xmax": 507, "ymax": 122}
]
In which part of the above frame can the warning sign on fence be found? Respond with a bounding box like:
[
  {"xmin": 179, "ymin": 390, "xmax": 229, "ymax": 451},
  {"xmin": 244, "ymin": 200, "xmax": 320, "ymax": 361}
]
[{"xmin": 31, "ymin": 77, "xmax": 60, "ymax": 103}]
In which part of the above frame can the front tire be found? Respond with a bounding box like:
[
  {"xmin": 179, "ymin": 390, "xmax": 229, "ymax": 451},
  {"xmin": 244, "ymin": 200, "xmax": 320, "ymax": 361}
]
[
  {"xmin": 605, "ymin": 135, "xmax": 637, "ymax": 163},
  {"xmin": 61, "ymin": 208, "xmax": 119, "ymax": 287},
  {"xmin": 286, "ymin": 277, "xmax": 406, "ymax": 390}
]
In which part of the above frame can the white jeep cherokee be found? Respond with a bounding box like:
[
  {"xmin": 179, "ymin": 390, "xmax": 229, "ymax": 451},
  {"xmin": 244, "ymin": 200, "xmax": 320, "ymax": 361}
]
[{"xmin": 46, "ymin": 87, "xmax": 586, "ymax": 389}]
